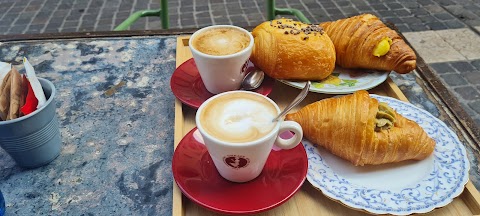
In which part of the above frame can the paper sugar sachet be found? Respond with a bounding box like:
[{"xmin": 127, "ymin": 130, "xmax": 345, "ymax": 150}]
[
  {"xmin": 0, "ymin": 58, "xmax": 47, "ymax": 121},
  {"xmin": 24, "ymin": 58, "xmax": 46, "ymax": 108}
]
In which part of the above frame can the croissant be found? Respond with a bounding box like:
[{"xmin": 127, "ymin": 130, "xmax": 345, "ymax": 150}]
[
  {"xmin": 251, "ymin": 18, "xmax": 336, "ymax": 80},
  {"xmin": 285, "ymin": 90, "xmax": 435, "ymax": 166},
  {"xmin": 319, "ymin": 14, "xmax": 416, "ymax": 74}
]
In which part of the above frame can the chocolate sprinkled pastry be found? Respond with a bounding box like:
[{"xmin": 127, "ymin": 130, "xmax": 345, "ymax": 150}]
[{"xmin": 250, "ymin": 18, "xmax": 336, "ymax": 80}]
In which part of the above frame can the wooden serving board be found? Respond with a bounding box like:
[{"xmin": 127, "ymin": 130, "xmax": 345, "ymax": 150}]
[{"xmin": 172, "ymin": 36, "xmax": 480, "ymax": 216}]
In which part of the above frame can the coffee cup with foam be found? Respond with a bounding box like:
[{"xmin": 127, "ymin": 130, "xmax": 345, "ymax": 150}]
[
  {"xmin": 189, "ymin": 25, "xmax": 254, "ymax": 94},
  {"xmin": 195, "ymin": 91, "xmax": 303, "ymax": 183}
]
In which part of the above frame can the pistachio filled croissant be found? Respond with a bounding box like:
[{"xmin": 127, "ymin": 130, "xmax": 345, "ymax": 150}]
[
  {"xmin": 319, "ymin": 14, "xmax": 416, "ymax": 74},
  {"xmin": 285, "ymin": 90, "xmax": 435, "ymax": 166}
]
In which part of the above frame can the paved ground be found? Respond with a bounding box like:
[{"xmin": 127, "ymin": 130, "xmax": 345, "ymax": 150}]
[{"xmin": 0, "ymin": 0, "xmax": 480, "ymax": 127}]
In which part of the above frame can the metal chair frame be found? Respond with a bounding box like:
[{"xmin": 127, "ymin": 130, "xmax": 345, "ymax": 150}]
[
  {"xmin": 114, "ymin": 0, "xmax": 169, "ymax": 31},
  {"xmin": 114, "ymin": 0, "xmax": 310, "ymax": 31},
  {"xmin": 266, "ymin": 0, "xmax": 311, "ymax": 23}
]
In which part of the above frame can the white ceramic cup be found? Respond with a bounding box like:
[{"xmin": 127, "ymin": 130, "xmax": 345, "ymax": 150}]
[
  {"xmin": 189, "ymin": 25, "xmax": 254, "ymax": 94},
  {"xmin": 195, "ymin": 91, "xmax": 303, "ymax": 183}
]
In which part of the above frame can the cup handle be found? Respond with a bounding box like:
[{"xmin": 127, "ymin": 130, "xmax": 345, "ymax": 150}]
[{"xmin": 274, "ymin": 121, "xmax": 303, "ymax": 150}]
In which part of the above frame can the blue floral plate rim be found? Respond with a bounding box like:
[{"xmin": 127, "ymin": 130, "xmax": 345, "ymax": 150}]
[{"xmin": 304, "ymin": 94, "xmax": 470, "ymax": 215}]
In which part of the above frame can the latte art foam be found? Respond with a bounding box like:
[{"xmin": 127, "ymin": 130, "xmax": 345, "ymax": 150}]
[
  {"xmin": 199, "ymin": 93, "xmax": 277, "ymax": 143},
  {"xmin": 192, "ymin": 27, "xmax": 251, "ymax": 56}
]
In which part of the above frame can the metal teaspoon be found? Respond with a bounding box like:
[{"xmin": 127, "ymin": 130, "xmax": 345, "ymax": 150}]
[
  {"xmin": 272, "ymin": 81, "xmax": 311, "ymax": 122},
  {"xmin": 241, "ymin": 69, "xmax": 264, "ymax": 90}
]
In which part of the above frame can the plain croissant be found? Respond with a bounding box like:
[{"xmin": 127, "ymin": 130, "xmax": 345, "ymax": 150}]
[
  {"xmin": 285, "ymin": 90, "xmax": 435, "ymax": 166},
  {"xmin": 319, "ymin": 14, "xmax": 416, "ymax": 74}
]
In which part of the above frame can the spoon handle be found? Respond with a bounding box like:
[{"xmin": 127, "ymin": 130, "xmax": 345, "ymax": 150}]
[{"xmin": 273, "ymin": 81, "xmax": 311, "ymax": 122}]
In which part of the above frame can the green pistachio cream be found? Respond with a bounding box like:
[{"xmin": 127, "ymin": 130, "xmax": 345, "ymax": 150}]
[{"xmin": 375, "ymin": 102, "xmax": 396, "ymax": 131}]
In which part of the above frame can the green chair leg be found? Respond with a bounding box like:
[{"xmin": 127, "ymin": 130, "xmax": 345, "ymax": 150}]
[
  {"xmin": 114, "ymin": 0, "xmax": 169, "ymax": 31},
  {"xmin": 160, "ymin": 0, "xmax": 169, "ymax": 29},
  {"xmin": 266, "ymin": 0, "xmax": 311, "ymax": 24},
  {"xmin": 267, "ymin": 0, "xmax": 276, "ymax": 21}
]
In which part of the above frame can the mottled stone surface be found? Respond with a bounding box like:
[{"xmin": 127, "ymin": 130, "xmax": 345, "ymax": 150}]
[
  {"xmin": 390, "ymin": 72, "xmax": 440, "ymax": 118},
  {"xmin": 0, "ymin": 36, "xmax": 176, "ymax": 215}
]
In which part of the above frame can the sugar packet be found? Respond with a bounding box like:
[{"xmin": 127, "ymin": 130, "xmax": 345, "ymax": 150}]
[{"xmin": 23, "ymin": 57, "xmax": 46, "ymax": 108}]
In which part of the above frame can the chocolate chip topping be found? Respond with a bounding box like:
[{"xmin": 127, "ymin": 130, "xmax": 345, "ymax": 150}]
[
  {"xmin": 271, "ymin": 19, "xmax": 325, "ymax": 40},
  {"xmin": 290, "ymin": 29, "xmax": 300, "ymax": 35}
]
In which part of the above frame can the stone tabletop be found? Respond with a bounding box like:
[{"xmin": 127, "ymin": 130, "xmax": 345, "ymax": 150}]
[
  {"xmin": 0, "ymin": 36, "xmax": 176, "ymax": 215},
  {"xmin": 0, "ymin": 35, "xmax": 478, "ymax": 215}
]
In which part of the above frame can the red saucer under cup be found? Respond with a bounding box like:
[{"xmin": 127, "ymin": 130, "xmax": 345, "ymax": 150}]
[
  {"xmin": 170, "ymin": 58, "xmax": 275, "ymax": 109},
  {"xmin": 172, "ymin": 127, "xmax": 308, "ymax": 215}
]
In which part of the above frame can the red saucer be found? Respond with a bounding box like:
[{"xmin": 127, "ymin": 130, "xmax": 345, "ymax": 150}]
[
  {"xmin": 170, "ymin": 58, "xmax": 275, "ymax": 109},
  {"xmin": 172, "ymin": 127, "xmax": 308, "ymax": 215}
]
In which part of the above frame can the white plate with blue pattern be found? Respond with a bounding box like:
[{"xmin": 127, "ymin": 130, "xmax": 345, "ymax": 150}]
[{"xmin": 303, "ymin": 94, "xmax": 470, "ymax": 215}]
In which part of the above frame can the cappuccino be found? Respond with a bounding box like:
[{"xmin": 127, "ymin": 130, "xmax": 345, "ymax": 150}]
[
  {"xmin": 192, "ymin": 27, "xmax": 251, "ymax": 56},
  {"xmin": 195, "ymin": 90, "xmax": 303, "ymax": 182},
  {"xmin": 198, "ymin": 92, "xmax": 277, "ymax": 143}
]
